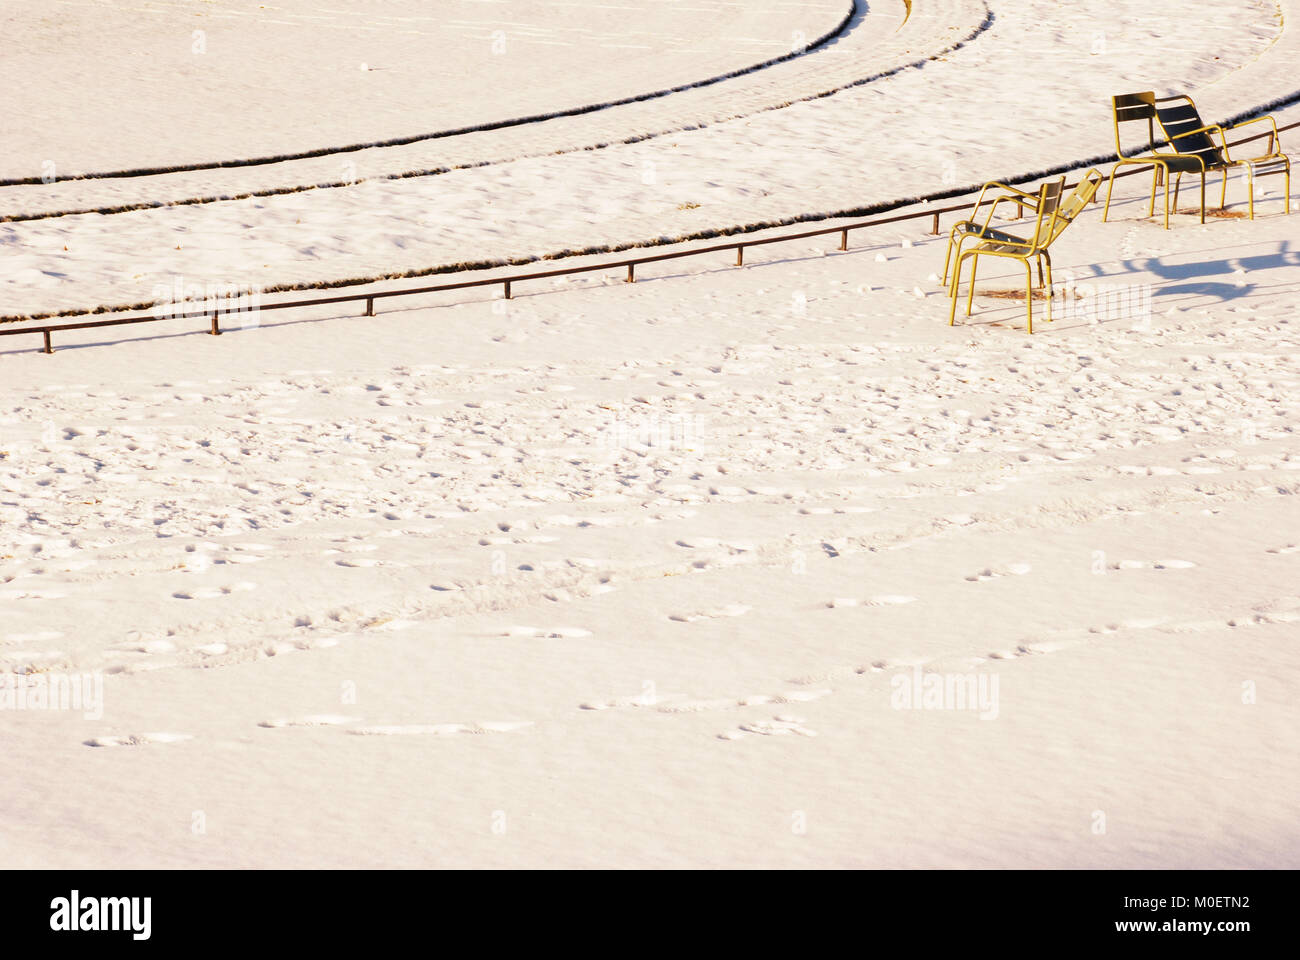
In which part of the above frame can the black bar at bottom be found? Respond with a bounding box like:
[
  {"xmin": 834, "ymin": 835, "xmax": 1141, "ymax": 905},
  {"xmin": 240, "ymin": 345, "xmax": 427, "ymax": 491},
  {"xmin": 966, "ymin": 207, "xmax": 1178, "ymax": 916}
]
[{"xmin": 4, "ymin": 868, "xmax": 1288, "ymax": 947}]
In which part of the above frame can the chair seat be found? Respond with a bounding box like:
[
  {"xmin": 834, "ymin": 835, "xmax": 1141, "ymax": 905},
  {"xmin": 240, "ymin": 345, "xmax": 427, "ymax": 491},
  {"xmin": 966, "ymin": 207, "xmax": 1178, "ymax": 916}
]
[
  {"xmin": 952, "ymin": 221, "xmax": 1025, "ymax": 245},
  {"xmin": 1153, "ymin": 152, "xmax": 1224, "ymax": 174},
  {"xmin": 971, "ymin": 239, "xmax": 1030, "ymax": 254}
]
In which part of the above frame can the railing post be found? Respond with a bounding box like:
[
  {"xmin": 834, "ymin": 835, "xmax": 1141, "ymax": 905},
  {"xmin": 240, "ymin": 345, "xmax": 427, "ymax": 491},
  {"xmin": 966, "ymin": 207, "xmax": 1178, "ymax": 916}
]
[
  {"xmin": 365, "ymin": 296, "xmax": 375, "ymax": 316},
  {"xmin": 42, "ymin": 330, "xmax": 53, "ymax": 354},
  {"xmin": 931, "ymin": 213, "xmax": 940, "ymax": 235},
  {"xmin": 840, "ymin": 229, "xmax": 848, "ymax": 251},
  {"xmin": 503, "ymin": 281, "xmax": 512, "ymax": 300},
  {"xmin": 209, "ymin": 311, "xmax": 221, "ymax": 336},
  {"xmin": 626, "ymin": 264, "xmax": 635, "ymax": 283},
  {"xmin": 735, "ymin": 246, "xmax": 744, "ymax": 266}
]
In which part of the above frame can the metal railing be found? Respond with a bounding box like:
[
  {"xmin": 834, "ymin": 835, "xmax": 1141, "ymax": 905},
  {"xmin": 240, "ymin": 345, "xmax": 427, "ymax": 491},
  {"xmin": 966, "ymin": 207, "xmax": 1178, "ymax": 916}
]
[{"xmin": 3, "ymin": 121, "xmax": 1295, "ymax": 355}]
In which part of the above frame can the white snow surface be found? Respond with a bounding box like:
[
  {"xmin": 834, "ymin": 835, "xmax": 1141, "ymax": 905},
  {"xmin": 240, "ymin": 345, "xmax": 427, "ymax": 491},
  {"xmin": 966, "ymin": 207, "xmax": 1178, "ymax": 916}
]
[{"xmin": 1, "ymin": 0, "xmax": 1299, "ymax": 868}]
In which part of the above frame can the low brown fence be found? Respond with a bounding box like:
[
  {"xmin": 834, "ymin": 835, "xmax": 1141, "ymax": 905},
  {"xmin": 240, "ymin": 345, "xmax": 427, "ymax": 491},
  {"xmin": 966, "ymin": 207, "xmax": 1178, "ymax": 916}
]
[{"xmin": 4, "ymin": 121, "xmax": 1295, "ymax": 355}]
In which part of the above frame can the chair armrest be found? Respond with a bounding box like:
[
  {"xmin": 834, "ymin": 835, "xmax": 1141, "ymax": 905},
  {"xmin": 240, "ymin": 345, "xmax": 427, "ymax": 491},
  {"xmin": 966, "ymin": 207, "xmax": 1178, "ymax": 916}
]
[
  {"xmin": 987, "ymin": 195, "xmax": 1032, "ymax": 222},
  {"xmin": 1227, "ymin": 116, "xmax": 1281, "ymax": 156},
  {"xmin": 966, "ymin": 181, "xmax": 1039, "ymax": 231},
  {"xmin": 1169, "ymin": 122, "xmax": 1226, "ymax": 142},
  {"xmin": 949, "ymin": 219, "xmax": 996, "ymax": 241},
  {"xmin": 949, "ymin": 211, "xmax": 1030, "ymax": 245},
  {"xmin": 980, "ymin": 181, "xmax": 1041, "ymax": 203}
]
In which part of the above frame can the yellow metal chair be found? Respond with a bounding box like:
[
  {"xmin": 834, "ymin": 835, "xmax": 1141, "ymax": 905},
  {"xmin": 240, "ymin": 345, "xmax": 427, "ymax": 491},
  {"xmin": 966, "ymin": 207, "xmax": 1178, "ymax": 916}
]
[
  {"xmin": 1151, "ymin": 93, "xmax": 1290, "ymax": 221},
  {"xmin": 1102, "ymin": 92, "xmax": 1188, "ymax": 230},
  {"xmin": 1105, "ymin": 92, "xmax": 1293, "ymax": 225},
  {"xmin": 946, "ymin": 170, "xmax": 1104, "ymax": 334}
]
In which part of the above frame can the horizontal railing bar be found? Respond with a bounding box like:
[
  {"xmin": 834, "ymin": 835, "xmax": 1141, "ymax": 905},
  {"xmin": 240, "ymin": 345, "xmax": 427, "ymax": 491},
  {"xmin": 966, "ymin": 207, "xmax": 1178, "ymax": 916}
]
[{"xmin": 4, "ymin": 120, "xmax": 1295, "ymax": 347}]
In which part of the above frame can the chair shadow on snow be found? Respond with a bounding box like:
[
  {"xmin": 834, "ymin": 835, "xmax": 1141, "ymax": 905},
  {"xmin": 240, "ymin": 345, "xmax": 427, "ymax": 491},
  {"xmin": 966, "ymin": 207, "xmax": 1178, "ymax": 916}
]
[
  {"xmin": 1111, "ymin": 239, "xmax": 1298, "ymax": 280},
  {"xmin": 1110, "ymin": 238, "xmax": 1299, "ymax": 306},
  {"xmin": 964, "ymin": 236, "xmax": 1298, "ymax": 331}
]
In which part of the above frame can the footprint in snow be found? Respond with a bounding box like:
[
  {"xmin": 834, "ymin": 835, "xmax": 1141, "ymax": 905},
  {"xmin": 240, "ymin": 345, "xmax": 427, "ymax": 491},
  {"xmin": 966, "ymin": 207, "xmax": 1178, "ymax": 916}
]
[
  {"xmin": 826, "ymin": 595, "xmax": 917, "ymax": 608},
  {"xmin": 0, "ymin": 589, "xmax": 67, "ymax": 601},
  {"xmin": 347, "ymin": 720, "xmax": 533, "ymax": 736},
  {"xmin": 580, "ymin": 690, "xmax": 669, "ymax": 710},
  {"xmin": 855, "ymin": 657, "xmax": 928, "ymax": 674},
  {"xmin": 1106, "ymin": 560, "xmax": 1196, "ymax": 572},
  {"xmin": 964, "ymin": 563, "xmax": 1032, "ymax": 582},
  {"xmin": 85, "ymin": 732, "xmax": 193, "ymax": 748},
  {"xmin": 669, "ymin": 604, "xmax": 751, "ymax": 623},
  {"xmin": 657, "ymin": 688, "xmax": 830, "ymax": 713},
  {"xmin": 172, "ymin": 582, "xmax": 256, "ymax": 599},
  {"xmin": 4, "ymin": 630, "xmax": 64, "ymax": 644},
  {"xmin": 719, "ymin": 715, "xmax": 817, "ymax": 741},
  {"xmin": 259, "ymin": 715, "xmax": 359, "ymax": 728},
  {"xmin": 986, "ymin": 646, "xmax": 1040, "ymax": 660}
]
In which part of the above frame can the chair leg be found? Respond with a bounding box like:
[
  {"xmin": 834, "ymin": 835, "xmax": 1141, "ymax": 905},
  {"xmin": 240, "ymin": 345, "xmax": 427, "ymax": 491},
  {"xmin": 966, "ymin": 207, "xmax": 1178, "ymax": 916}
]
[
  {"xmin": 1220, "ymin": 169, "xmax": 1228, "ymax": 209},
  {"xmin": 1043, "ymin": 254, "xmax": 1054, "ymax": 324},
  {"xmin": 1147, "ymin": 167, "xmax": 1158, "ymax": 218},
  {"xmin": 943, "ymin": 233, "xmax": 971, "ymax": 287},
  {"xmin": 1024, "ymin": 260, "xmax": 1034, "ymax": 335},
  {"xmin": 1173, "ymin": 172, "xmax": 1182, "ymax": 210},
  {"xmin": 948, "ymin": 255, "xmax": 964, "ymax": 326},
  {"xmin": 948, "ymin": 245, "xmax": 967, "ymax": 302},
  {"xmin": 1103, "ymin": 171, "xmax": 1118, "ymax": 223},
  {"xmin": 1200, "ymin": 172, "xmax": 1206, "ymax": 224},
  {"xmin": 965, "ymin": 256, "xmax": 979, "ymax": 317},
  {"xmin": 1161, "ymin": 165, "xmax": 1170, "ymax": 229}
]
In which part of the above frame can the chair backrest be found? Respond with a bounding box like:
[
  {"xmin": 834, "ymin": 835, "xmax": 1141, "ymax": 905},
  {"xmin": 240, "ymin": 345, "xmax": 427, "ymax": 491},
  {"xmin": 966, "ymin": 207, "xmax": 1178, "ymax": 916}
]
[
  {"xmin": 1043, "ymin": 170, "xmax": 1104, "ymax": 246},
  {"xmin": 1029, "ymin": 177, "xmax": 1067, "ymax": 247},
  {"xmin": 1112, "ymin": 92, "xmax": 1158, "ymax": 157},
  {"xmin": 1153, "ymin": 95, "xmax": 1225, "ymax": 168}
]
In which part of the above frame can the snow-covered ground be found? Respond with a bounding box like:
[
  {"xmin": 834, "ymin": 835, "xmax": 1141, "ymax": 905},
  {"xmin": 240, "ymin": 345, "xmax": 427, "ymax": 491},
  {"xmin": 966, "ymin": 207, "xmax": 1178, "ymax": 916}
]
[
  {"xmin": 1, "ymin": 0, "xmax": 1298, "ymax": 868},
  {"xmin": 1, "ymin": 0, "xmax": 855, "ymax": 172}
]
